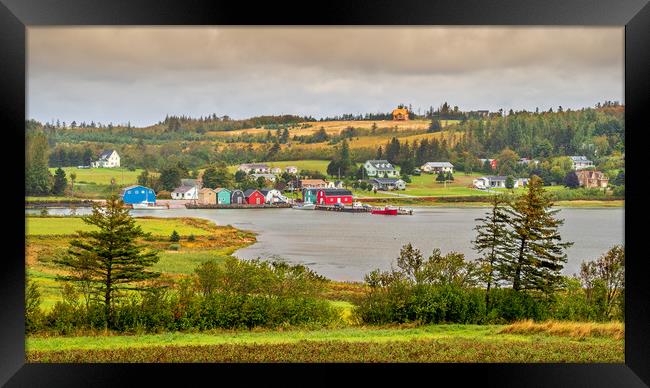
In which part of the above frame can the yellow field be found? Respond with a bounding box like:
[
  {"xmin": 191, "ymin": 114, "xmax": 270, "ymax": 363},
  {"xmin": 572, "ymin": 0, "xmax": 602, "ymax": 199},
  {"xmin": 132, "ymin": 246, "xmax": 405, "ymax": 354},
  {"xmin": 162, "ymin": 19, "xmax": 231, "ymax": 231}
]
[{"xmin": 208, "ymin": 119, "xmax": 458, "ymax": 138}]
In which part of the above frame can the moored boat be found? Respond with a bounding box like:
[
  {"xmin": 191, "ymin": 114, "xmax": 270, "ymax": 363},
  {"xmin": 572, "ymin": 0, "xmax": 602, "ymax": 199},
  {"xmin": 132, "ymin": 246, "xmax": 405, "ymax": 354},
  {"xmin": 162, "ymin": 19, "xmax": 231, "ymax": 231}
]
[
  {"xmin": 132, "ymin": 202, "xmax": 168, "ymax": 210},
  {"xmin": 371, "ymin": 206, "xmax": 398, "ymax": 215},
  {"xmin": 292, "ymin": 202, "xmax": 316, "ymax": 210}
]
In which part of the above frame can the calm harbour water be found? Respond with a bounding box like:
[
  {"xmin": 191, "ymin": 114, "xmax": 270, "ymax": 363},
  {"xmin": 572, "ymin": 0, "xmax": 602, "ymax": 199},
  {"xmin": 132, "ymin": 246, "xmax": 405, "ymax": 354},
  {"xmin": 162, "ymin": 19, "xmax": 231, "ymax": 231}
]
[{"xmin": 27, "ymin": 206, "xmax": 624, "ymax": 282}]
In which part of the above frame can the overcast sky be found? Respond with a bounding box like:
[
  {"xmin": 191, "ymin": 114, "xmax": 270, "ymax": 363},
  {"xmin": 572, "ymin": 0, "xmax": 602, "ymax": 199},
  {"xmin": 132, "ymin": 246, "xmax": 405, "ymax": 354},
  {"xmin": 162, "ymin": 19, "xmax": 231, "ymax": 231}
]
[{"xmin": 27, "ymin": 27, "xmax": 624, "ymax": 127}]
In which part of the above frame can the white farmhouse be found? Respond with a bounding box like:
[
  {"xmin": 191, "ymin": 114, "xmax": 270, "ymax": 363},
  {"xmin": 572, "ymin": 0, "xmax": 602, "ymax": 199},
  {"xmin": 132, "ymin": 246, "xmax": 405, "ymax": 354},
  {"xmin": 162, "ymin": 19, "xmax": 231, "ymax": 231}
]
[
  {"xmin": 260, "ymin": 189, "xmax": 288, "ymax": 204},
  {"xmin": 285, "ymin": 166, "xmax": 299, "ymax": 174},
  {"xmin": 363, "ymin": 160, "xmax": 399, "ymax": 178},
  {"xmin": 473, "ymin": 176, "xmax": 522, "ymax": 189},
  {"xmin": 570, "ymin": 156, "xmax": 594, "ymax": 170},
  {"xmin": 251, "ymin": 173, "xmax": 277, "ymax": 182},
  {"xmin": 171, "ymin": 185, "xmax": 199, "ymax": 200},
  {"xmin": 421, "ymin": 162, "xmax": 454, "ymax": 174},
  {"xmin": 91, "ymin": 150, "xmax": 120, "ymax": 168},
  {"xmin": 238, "ymin": 163, "xmax": 270, "ymax": 174}
]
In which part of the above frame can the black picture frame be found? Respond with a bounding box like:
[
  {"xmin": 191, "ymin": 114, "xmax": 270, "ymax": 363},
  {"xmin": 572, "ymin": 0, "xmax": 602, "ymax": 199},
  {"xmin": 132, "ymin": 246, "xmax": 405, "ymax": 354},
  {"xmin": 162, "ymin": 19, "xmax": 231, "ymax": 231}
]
[{"xmin": 2, "ymin": 0, "xmax": 648, "ymax": 386}]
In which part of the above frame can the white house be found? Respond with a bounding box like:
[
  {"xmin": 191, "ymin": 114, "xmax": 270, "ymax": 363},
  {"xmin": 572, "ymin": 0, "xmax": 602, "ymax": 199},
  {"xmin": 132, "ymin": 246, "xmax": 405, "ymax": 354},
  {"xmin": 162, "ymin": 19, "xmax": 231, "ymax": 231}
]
[
  {"xmin": 570, "ymin": 156, "xmax": 594, "ymax": 170},
  {"xmin": 251, "ymin": 173, "xmax": 277, "ymax": 182},
  {"xmin": 238, "ymin": 163, "xmax": 270, "ymax": 174},
  {"xmin": 421, "ymin": 162, "xmax": 454, "ymax": 174},
  {"xmin": 473, "ymin": 176, "xmax": 521, "ymax": 189},
  {"xmin": 171, "ymin": 185, "xmax": 198, "ymax": 200},
  {"xmin": 270, "ymin": 167, "xmax": 282, "ymax": 175},
  {"xmin": 91, "ymin": 150, "xmax": 120, "ymax": 168},
  {"xmin": 363, "ymin": 160, "xmax": 399, "ymax": 178},
  {"xmin": 368, "ymin": 178, "xmax": 407, "ymax": 191},
  {"xmin": 285, "ymin": 166, "xmax": 299, "ymax": 174},
  {"xmin": 260, "ymin": 189, "xmax": 288, "ymax": 204}
]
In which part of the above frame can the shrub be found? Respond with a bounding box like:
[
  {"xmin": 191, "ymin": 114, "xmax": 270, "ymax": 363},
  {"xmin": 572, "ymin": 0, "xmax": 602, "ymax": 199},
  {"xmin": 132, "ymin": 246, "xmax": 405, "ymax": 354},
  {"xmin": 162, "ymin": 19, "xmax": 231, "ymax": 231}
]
[
  {"xmin": 168, "ymin": 243, "xmax": 181, "ymax": 251},
  {"xmin": 187, "ymin": 234, "xmax": 196, "ymax": 242},
  {"xmin": 170, "ymin": 230, "xmax": 180, "ymax": 242}
]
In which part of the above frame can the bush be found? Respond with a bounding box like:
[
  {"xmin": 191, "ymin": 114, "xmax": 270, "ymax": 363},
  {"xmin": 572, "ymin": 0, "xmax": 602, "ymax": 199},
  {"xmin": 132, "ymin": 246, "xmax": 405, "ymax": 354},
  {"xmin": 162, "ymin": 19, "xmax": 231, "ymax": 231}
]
[
  {"xmin": 187, "ymin": 234, "xmax": 196, "ymax": 242},
  {"xmin": 157, "ymin": 190, "xmax": 171, "ymax": 199},
  {"xmin": 168, "ymin": 243, "xmax": 181, "ymax": 251}
]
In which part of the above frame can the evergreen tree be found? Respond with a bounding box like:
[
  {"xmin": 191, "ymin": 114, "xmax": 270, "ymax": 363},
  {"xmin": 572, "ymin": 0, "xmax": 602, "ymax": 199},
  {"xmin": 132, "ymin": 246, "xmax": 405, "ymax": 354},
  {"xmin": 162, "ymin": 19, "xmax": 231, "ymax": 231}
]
[
  {"xmin": 505, "ymin": 175, "xmax": 573, "ymax": 293},
  {"xmin": 52, "ymin": 167, "xmax": 68, "ymax": 195},
  {"xmin": 428, "ymin": 119, "xmax": 442, "ymax": 133},
  {"xmin": 25, "ymin": 132, "xmax": 52, "ymax": 195},
  {"xmin": 472, "ymin": 195, "xmax": 514, "ymax": 310},
  {"xmin": 159, "ymin": 165, "xmax": 182, "ymax": 191},
  {"xmin": 505, "ymin": 176, "xmax": 515, "ymax": 189},
  {"xmin": 436, "ymin": 171, "xmax": 446, "ymax": 183},
  {"xmin": 170, "ymin": 230, "xmax": 180, "ymax": 242},
  {"xmin": 202, "ymin": 163, "xmax": 233, "ymax": 188},
  {"xmin": 54, "ymin": 197, "xmax": 160, "ymax": 326}
]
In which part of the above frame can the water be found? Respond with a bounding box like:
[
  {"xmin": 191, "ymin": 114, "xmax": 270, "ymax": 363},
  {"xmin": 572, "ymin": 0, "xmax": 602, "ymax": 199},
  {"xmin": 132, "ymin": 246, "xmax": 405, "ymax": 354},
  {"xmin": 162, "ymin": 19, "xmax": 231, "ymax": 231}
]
[{"xmin": 26, "ymin": 206, "xmax": 624, "ymax": 281}]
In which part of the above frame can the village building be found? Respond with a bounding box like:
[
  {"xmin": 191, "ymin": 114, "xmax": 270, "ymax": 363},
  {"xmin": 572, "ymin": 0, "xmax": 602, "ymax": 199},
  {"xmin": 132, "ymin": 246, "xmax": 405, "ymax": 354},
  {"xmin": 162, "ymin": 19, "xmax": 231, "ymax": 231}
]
[
  {"xmin": 473, "ymin": 176, "xmax": 522, "ymax": 189},
  {"xmin": 517, "ymin": 158, "xmax": 539, "ymax": 166},
  {"xmin": 299, "ymin": 179, "xmax": 329, "ymax": 189},
  {"xmin": 270, "ymin": 167, "xmax": 282, "ymax": 175},
  {"xmin": 214, "ymin": 188, "xmax": 232, "ymax": 205},
  {"xmin": 237, "ymin": 163, "xmax": 270, "ymax": 174},
  {"xmin": 251, "ymin": 173, "xmax": 277, "ymax": 183},
  {"xmin": 391, "ymin": 107, "xmax": 409, "ymax": 121},
  {"xmin": 230, "ymin": 189, "xmax": 246, "ymax": 204},
  {"xmin": 171, "ymin": 185, "xmax": 198, "ymax": 200},
  {"xmin": 260, "ymin": 189, "xmax": 287, "ymax": 204},
  {"xmin": 333, "ymin": 180, "xmax": 344, "ymax": 189},
  {"xmin": 244, "ymin": 189, "xmax": 265, "ymax": 205},
  {"xmin": 121, "ymin": 185, "xmax": 156, "ymax": 205},
  {"xmin": 421, "ymin": 162, "xmax": 454, "ymax": 174},
  {"xmin": 368, "ymin": 178, "xmax": 407, "ymax": 191},
  {"xmin": 316, "ymin": 189, "xmax": 354, "ymax": 205},
  {"xmin": 285, "ymin": 166, "xmax": 299, "ymax": 174},
  {"xmin": 570, "ymin": 156, "xmax": 594, "ymax": 170},
  {"xmin": 91, "ymin": 149, "xmax": 120, "ymax": 168},
  {"xmin": 576, "ymin": 170, "xmax": 609, "ymax": 188},
  {"xmin": 197, "ymin": 188, "xmax": 217, "ymax": 205},
  {"xmin": 468, "ymin": 110, "xmax": 490, "ymax": 118},
  {"xmin": 363, "ymin": 160, "xmax": 399, "ymax": 178},
  {"xmin": 302, "ymin": 188, "xmax": 319, "ymax": 203}
]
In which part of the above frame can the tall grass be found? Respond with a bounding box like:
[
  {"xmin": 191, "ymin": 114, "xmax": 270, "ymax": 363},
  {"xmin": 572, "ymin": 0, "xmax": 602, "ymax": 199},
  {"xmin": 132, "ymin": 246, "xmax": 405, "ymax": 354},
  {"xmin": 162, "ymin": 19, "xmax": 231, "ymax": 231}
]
[{"xmin": 498, "ymin": 320, "xmax": 624, "ymax": 339}]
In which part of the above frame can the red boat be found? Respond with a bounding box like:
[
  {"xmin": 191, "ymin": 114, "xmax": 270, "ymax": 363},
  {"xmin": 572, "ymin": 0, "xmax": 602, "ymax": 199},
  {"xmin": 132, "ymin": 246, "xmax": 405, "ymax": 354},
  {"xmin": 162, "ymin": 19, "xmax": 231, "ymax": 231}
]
[{"xmin": 371, "ymin": 206, "xmax": 398, "ymax": 215}]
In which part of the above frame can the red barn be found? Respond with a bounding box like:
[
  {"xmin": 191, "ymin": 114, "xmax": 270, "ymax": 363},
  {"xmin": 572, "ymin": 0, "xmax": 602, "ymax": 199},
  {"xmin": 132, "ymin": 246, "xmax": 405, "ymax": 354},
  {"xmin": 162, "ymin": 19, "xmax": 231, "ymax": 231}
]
[
  {"xmin": 244, "ymin": 189, "xmax": 265, "ymax": 205},
  {"xmin": 316, "ymin": 189, "xmax": 353, "ymax": 205}
]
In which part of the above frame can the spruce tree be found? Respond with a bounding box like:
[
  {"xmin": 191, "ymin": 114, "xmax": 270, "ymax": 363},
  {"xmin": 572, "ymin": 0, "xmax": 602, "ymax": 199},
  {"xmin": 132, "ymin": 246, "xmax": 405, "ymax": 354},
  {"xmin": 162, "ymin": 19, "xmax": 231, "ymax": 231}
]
[
  {"xmin": 505, "ymin": 175, "xmax": 573, "ymax": 293},
  {"xmin": 52, "ymin": 167, "xmax": 68, "ymax": 195},
  {"xmin": 472, "ymin": 194, "xmax": 514, "ymax": 310},
  {"xmin": 54, "ymin": 196, "xmax": 160, "ymax": 325}
]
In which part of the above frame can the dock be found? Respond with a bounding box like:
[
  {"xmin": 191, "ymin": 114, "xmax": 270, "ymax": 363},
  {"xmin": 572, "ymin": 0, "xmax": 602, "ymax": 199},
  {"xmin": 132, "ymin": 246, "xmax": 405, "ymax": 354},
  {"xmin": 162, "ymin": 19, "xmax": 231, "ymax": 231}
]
[
  {"xmin": 185, "ymin": 203, "xmax": 292, "ymax": 209},
  {"xmin": 315, "ymin": 205, "xmax": 370, "ymax": 213}
]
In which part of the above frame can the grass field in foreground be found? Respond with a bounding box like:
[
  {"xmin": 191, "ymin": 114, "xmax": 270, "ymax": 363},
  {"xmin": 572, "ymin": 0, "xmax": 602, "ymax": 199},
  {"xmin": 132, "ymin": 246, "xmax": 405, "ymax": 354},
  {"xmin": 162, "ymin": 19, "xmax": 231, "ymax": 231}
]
[
  {"xmin": 26, "ymin": 323, "xmax": 623, "ymax": 363},
  {"xmin": 26, "ymin": 216, "xmax": 215, "ymax": 236}
]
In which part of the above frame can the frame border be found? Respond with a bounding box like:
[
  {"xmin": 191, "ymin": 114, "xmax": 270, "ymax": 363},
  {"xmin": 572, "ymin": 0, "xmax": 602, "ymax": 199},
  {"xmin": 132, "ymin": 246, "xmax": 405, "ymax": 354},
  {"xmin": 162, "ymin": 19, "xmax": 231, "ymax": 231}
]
[{"xmin": 2, "ymin": 0, "xmax": 648, "ymax": 386}]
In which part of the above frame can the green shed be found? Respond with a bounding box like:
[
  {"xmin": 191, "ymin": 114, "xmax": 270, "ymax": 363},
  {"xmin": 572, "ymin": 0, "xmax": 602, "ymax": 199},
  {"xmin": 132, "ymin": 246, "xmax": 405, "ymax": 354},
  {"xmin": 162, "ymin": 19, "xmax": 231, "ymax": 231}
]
[
  {"xmin": 215, "ymin": 188, "xmax": 232, "ymax": 205},
  {"xmin": 302, "ymin": 188, "xmax": 318, "ymax": 204}
]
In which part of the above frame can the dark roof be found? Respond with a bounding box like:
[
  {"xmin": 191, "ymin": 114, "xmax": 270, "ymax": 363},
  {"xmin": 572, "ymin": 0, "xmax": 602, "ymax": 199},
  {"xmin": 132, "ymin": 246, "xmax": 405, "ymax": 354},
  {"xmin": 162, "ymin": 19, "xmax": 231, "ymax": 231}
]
[
  {"xmin": 181, "ymin": 179, "xmax": 201, "ymax": 187},
  {"xmin": 259, "ymin": 189, "xmax": 270, "ymax": 196},
  {"xmin": 244, "ymin": 189, "xmax": 261, "ymax": 197},
  {"xmin": 230, "ymin": 189, "xmax": 244, "ymax": 195},
  {"xmin": 365, "ymin": 160, "xmax": 396, "ymax": 171},
  {"xmin": 172, "ymin": 185, "xmax": 195, "ymax": 194},
  {"xmin": 319, "ymin": 189, "xmax": 352, "ymax": 196},
  {"xmin": 486, "ymin": 176, "xmax": 507, "ymax": 181},
  {"xmin": 371, "ymin": 178, "xmax": 403, "ymax": 184},
  {"xmin": 98, "ymin": 149, "xmax": 116, "ymax": 160}
]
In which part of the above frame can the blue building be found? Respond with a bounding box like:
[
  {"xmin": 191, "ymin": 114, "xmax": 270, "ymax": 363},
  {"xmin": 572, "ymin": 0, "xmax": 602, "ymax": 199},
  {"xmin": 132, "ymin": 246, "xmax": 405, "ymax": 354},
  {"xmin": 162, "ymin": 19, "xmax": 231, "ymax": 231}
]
[{"xmin": 121, "ymin": 185, "xmax": 156, "ymax": 205}]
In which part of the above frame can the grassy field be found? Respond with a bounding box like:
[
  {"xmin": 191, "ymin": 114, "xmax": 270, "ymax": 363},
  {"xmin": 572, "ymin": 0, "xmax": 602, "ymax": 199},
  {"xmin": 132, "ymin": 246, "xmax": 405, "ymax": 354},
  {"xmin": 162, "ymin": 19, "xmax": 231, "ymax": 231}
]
[
  {"xmin": 26, "ymin": 322, "xmax": 623, "ymax": 363},
  {"xmin": 26, "ymin": 216, "xmax": 257, "ymax": 309},
  {"xmin": 48, "ymin": 167, "xmax": 147, "ymax": 186}
]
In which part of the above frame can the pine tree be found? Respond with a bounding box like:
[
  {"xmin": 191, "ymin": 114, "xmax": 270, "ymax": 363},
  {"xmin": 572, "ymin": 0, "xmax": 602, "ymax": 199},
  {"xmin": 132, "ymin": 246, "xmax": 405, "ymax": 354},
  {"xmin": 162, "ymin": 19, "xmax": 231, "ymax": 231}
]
[
  {"xmin": 54, "ymin": 196, "xmax": 160, "ymax": 326},
  {"xmin": 472, "ymin": 195, "xmax": 514, "ymax": 310},
  {"xmin": 564, "ymin": 171, "xmax": 580, "ymax": 189},
  {"xmin": 52, "ymin": 167, "xmax": 68, "ymax": 195},
  {"xmin": 505, "ymin": 175, "xmax": 573, "ymax": 293},
  {"xmin": 25, "ymin": 132, "xmax": 52, "ymax": 195}
]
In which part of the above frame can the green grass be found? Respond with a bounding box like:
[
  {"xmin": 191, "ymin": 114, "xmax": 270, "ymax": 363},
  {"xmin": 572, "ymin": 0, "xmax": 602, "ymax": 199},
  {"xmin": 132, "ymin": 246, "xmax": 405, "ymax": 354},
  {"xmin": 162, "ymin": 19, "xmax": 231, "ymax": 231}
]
[
  {"xmin": 26, "ymin": 324, "xmax": 623, "ymax": 362},
  {"xmin": 154, "ymin": 249, "xmax": 231, "ymax": 275},
  {"xmin": 48, "ymin": 167, "xmax": 146, "ymax": 186},
  {"xmin": 26, "ymin": 217, "xmax": 214, "ymax": 237}
]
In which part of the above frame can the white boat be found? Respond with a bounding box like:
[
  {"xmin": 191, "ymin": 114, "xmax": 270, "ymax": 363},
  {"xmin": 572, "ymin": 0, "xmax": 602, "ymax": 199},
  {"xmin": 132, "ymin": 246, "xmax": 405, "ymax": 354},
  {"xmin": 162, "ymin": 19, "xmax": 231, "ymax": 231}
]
[
  {"xmin": 292, "ymin": 202, "xmax": 316, "ymax": 210},
  {"xmin": 132, "ymin": 202, "xmax": 168, "ymax": 210}
]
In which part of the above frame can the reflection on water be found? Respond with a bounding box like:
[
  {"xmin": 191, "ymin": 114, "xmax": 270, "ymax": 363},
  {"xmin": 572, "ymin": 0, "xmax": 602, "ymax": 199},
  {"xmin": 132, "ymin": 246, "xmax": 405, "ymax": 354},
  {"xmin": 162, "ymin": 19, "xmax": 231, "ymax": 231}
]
[{"xmin": 26, "ymin": 206, "xmax": 624, "ymax": 282}]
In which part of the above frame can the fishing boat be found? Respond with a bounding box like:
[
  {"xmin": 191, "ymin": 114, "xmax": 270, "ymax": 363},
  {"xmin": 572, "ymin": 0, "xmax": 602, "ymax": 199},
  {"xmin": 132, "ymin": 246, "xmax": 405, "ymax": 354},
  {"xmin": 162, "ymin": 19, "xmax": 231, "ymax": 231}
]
[
  {"xmin": 292, "ymin": 202, "xmax": 316, "ymax": 210},
  {"xmin": 132, "ymin": 202, "xmax": 168, "ymax": 210},
  {"xmin": 371, "ymin": 206, "xmax": 398, "ymax": 215}
]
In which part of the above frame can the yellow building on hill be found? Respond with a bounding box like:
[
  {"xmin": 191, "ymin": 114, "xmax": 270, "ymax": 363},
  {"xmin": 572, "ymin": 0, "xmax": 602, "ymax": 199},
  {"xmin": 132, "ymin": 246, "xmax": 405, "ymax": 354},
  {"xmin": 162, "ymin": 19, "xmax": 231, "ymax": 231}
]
[{"xmin": 392, "ymin": 107, "xmax": 409, "ymax": 121}]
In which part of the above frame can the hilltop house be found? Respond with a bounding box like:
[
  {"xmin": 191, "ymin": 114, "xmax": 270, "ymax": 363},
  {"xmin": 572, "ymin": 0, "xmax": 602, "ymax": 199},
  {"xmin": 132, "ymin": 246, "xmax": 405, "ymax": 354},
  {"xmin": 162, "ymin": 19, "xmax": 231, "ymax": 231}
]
[
  {"xmin": 368, "ymin": 178, "xmax": 406, "ymax": 191},
  {"xmin": 91, "ymin": 149, "xmax": 120, "ymax": 168},
  {"xmin": 392, "ymin": 107, "xmax": 409, "ymax": 121},
  {"xmin": 473, "ymin": 176, "xmax": 522, "ymax": 189},
  {"xmin": 285, "ymin": 166, "xmax": 299, "ymax": 174},
  {"xmin": 316, "ymin": 189, "xmax": 353, "ymax": 205},
  {"xmin": 251, "ymin": 173, "xmax": 277, "ymax": 183},
  {"xmin": 299, "ymin": 179, "xmax": 329, "ymax": 189},
  {"xmin": 238, "ymin": 163, "xmax": 270, "ymax": 174},
  {"xmin": 570, "ymin": 156, "xmax": 594, "ymax": 170},
  {"xmin": 270, "ymin": 167, "xmax": 282, "ymax": 175},
  {"xmin": 198, "ymin": 188, "xmax": 217, "ymax": 205},
  {"xmin": 171, "ymin": 185, "xmax": 198, "ymax": 200},
  {"xmin": 421, "ymin": 162, "xmax": 454, "ymax": 174},
  {"xmin": 364, "ymin": 160, "xmax": 399, "ymax": 178},
  {"xmin": 121, "ymin": 185, "xmax": 156, "ymax": 205},
  {"xmin": 576, "ymin": 170, "xmax": 609, "ymax": 188}
]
